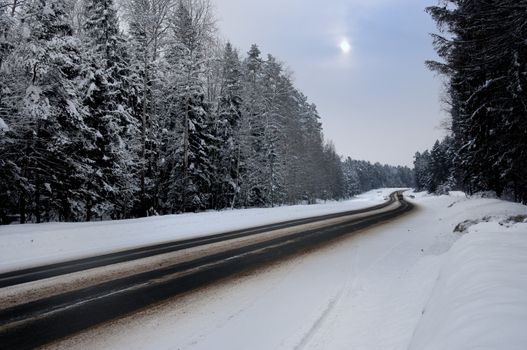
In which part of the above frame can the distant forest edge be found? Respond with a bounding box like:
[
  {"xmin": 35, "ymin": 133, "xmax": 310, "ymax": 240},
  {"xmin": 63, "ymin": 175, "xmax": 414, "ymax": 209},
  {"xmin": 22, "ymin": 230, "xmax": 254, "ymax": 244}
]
[
  {"xmin": 0, "ymin": 0, "xmax": 412, "ymax": 224},
  {"xmin": 418, "ymin": 1, "xmax": 527, "ymax": 203}
]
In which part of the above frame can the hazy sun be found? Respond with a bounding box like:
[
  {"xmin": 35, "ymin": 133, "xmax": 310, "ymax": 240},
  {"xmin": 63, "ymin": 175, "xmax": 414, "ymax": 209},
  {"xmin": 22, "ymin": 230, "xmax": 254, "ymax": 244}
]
[{"xmin": 339, "ymin": 38, "xmax": 351, "ymax": 54}]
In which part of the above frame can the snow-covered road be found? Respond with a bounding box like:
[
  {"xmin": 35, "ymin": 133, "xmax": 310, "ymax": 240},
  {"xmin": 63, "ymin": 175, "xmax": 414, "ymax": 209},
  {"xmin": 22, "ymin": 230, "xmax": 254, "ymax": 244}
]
[
  {"xmin": 47, "ymin": 192, "xmax": 527, "ymax": 350},
  {"xmin": 0, "ymin": 189, "xmax": 400, "ymax": 273}
]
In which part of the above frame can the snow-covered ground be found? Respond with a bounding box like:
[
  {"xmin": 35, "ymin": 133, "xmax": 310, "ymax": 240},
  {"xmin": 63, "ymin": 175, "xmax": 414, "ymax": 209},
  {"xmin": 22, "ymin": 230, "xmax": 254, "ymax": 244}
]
[
  {"xmin": 45, "ymin": 191, "xmax": 527, "ymax": 350},
  {"xmin": 0, "ymin": 189, "xmax": 400, "ymax": 273}
]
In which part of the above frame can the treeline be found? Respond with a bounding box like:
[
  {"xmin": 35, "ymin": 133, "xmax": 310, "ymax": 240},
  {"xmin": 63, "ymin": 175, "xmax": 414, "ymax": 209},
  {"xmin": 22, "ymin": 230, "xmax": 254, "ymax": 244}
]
[
  {"xmin": 423, "ymin": 1, "xmax": 527, "ymax": 203},
  {"xmin": 414, "ymin": 137, "xmax": 457, "ymax": 194},
  {"xmin": 0, "ymin": 0, "xmax": 373, "ymax": 224},
  {"xmin": 343, "ymin": 158, "xmax": 414, "ymax": 196}
]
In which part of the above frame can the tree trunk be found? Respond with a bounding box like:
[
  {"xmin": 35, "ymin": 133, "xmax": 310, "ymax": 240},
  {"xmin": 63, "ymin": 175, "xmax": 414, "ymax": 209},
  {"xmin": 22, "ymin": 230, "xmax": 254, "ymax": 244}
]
[
  {"xmin": 86, "ymin": 198, "xmax": 92, "ymax": 222},
  {"xmin": 19, "ymin": 195, "xmax": 26, "ymax": 224},
  {"xmin": 35, "ymin": 177, "xmax": 41, "ymax": 224}
]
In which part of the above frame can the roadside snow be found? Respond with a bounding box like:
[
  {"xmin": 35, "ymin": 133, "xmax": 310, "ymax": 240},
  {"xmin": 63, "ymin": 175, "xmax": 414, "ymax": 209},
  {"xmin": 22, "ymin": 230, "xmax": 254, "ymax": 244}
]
[
  {"xmin": 409, "ymin": 218, "xmax": 527, "ymax": 350},
  {"xmin": 46, "ymin": 191, "xmax": 527, "ymax": 350},
  {"xmin": 0, "ymin": 189, "xmax": 400, "ymax": 273}
]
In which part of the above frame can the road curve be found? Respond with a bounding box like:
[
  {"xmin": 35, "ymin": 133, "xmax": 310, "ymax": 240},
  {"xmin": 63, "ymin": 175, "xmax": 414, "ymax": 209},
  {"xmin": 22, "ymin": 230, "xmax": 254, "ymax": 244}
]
[
  {"xmin": 0, "ymin": 191, "xmax": 413, "ymax": 349},
  {"xmin": 0, "ymin": 193, "xmax": 402, "ymax": 288}
]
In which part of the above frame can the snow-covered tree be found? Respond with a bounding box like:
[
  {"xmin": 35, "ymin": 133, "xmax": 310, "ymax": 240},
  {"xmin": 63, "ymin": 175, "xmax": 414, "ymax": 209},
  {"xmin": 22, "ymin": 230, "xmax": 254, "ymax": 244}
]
[
  {"xmin": 124, "ymin": 0, "xmax": 172, "ymax": 216},
  {"xmin": 0, "ymin": 0, "xmax": 403, "ymax": 224},
  {"xmin": 162, "ymin": 0, "xmax": 216, "ymax": 212},
  {"xmin": 342, "ymin": 158, "xmax": 414, "ymax": 195},
  {"xmin": 209, "ymin": 42, "xmax": 243, "ymax": 209},
  {"xmin": 79, "ymin": 0, "xmax": 140, "ymax": 220},
  {"xmin": 3, "ymin": 0, "xmax": 90, "ymax": 222},
  {"xmin": 427, "ymin": 0, "xmax": 527, "ymax": 203},
  {"xmin": 237, "ymin": 44, "xmax": 265, "ymax": 206}
]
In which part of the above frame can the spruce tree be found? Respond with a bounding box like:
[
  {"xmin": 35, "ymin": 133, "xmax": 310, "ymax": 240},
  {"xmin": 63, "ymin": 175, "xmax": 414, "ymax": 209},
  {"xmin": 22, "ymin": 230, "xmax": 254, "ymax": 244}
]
[
  {"xmin": 5, "ymin": 0, "xmax": 90, "ymax": 222},
  {"xmin": 80, "ymin": 0, "xmax": 140, "ymax": 220},
  {"xmin": 210, "ymin": 42, "xmax": 243, "ymax": 209},
  {"xmin": 427, "ymin": 0, "xmax": 527, "ymax": 202},
  {"xmin": 164, "ymin": 0, "xmax": 216, "ymax": 212}
]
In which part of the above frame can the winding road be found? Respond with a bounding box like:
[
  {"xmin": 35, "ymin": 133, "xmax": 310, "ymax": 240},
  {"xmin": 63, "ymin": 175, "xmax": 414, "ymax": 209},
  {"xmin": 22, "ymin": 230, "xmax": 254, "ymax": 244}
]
[{"xmin": 0, "ymin": 191, "xmax": 413, "ymax": 349}]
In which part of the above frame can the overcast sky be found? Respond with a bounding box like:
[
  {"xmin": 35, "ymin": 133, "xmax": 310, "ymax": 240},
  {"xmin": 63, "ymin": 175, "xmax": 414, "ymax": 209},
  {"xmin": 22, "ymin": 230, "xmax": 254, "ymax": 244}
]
[{"xmin": 212, "ymin": 0, "xmax": 447, "ymax": 167}]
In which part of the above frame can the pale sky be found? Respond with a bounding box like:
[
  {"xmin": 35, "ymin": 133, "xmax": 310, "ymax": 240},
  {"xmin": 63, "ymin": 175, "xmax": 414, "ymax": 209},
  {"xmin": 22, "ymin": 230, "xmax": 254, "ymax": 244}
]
[{"xmin": 212, "ymin": 0, "xmax": 447, "ymax": 167}]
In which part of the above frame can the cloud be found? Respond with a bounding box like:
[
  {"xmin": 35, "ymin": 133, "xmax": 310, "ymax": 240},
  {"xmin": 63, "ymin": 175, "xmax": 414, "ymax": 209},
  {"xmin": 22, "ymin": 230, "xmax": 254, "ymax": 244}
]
[{"xmin": 212, "ymin": 0, "xmax": 446, "ymax": 166}]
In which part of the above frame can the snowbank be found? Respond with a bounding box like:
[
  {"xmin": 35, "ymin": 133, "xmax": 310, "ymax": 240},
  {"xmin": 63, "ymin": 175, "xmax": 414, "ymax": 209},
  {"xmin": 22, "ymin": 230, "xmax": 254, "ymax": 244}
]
[
  {"xmin": 0, "ymin": 189, "xmax": 401, "ymax": 273},
  {"xmin": 409, "ymin": 200, "xmax": 527, "ymax": 350}
]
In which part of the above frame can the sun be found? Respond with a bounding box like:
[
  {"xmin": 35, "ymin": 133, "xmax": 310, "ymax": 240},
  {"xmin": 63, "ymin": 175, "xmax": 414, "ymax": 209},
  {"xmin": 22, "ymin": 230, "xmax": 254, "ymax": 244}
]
[{"xmin": 339, "ymin": 38, "xmax": 351, "ymax": 54}]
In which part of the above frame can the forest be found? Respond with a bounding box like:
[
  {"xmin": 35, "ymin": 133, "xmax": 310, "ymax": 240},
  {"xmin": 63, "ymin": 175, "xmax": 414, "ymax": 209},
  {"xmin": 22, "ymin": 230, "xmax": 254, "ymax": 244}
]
[
  {"xmin": 0, "ymin": 0, "xmax": 413, "ymax": 224},
  {"xmin": 415, "ymin": 0, "xmax": 527, "ymax": 204}
]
